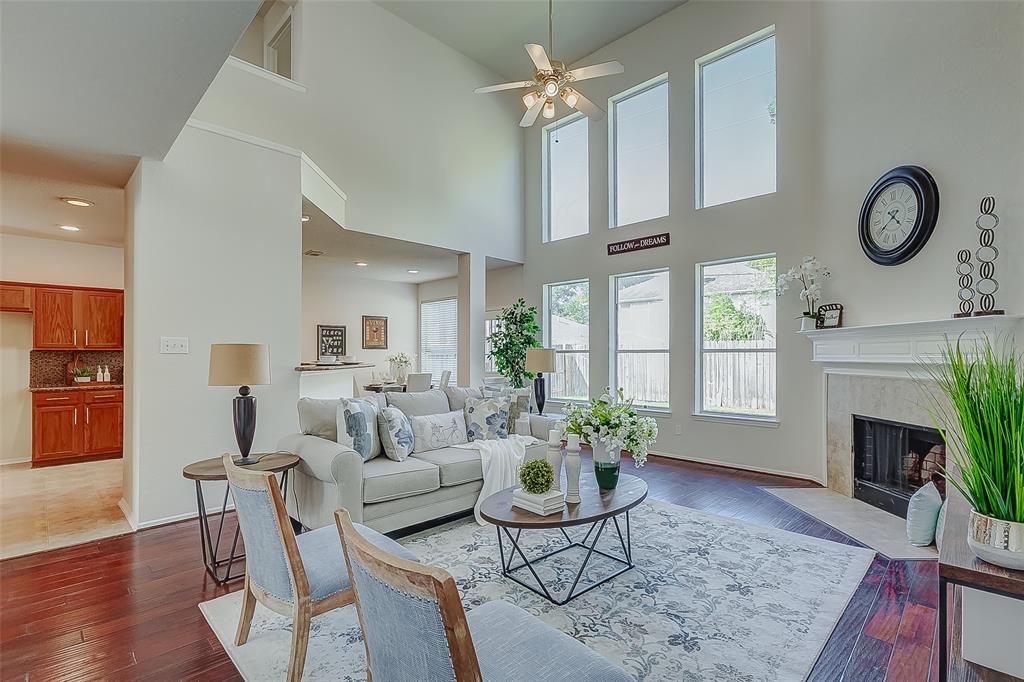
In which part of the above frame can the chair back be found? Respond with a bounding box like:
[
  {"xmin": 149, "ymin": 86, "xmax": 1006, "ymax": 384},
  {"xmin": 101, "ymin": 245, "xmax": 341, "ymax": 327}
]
[
  {"xmin": 223, "ymin": 455, "xmax": 308, "ymax": 606},
  {"xmin": 405, "ymin": 373, "xmax": 432, "ymax": 392},
  {"xmin": 439, "ymin": 370, "xmax": 452, "ymax": 389},
  {"xmin": 335, "ymin": 509, "xmax": 482, "ymax": 681}
]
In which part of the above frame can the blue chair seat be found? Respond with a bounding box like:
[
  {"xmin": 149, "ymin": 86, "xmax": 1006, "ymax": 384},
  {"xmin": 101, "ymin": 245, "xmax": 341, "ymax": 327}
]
[
  {"xmin": 467, "ymin": 600, "xmax": 633, "ymax": 682},
  {"xmin": 295, "ymin": 523, "xmax": 417, "ymax": 602}
]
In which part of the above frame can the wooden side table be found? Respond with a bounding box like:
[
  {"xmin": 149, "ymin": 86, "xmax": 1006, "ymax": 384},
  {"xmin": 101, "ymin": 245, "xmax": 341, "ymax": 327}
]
[{"xmin": 182, "ymin": 452, "xmax": 300, "ymax": 583}]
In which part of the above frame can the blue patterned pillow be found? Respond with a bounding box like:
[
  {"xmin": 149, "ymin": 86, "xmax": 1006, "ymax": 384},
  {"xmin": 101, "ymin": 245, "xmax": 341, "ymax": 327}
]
[
  {"xmin": 464, "ymin": 396, "xmax": 510, "ymax": 441},
  {"xmin": 377, "ymin": 407, "xmax": 415, "ymax": 461},
  {"xmin": 337, "ymin": 398, "xmax": 381, "ymax": 461}
]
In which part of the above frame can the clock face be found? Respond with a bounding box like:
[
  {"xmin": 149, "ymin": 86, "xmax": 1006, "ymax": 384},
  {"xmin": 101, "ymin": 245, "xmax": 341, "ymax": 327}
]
[{"xmin": 867, "ymin": 182, "xmax": 919, "ymax": 251}]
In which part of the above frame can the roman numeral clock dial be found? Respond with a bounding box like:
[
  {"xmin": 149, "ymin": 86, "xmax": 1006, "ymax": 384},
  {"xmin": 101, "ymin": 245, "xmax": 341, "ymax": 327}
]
[{"xmin": 859, "ymin": 166, "xmax": 939, "ymax": 266}]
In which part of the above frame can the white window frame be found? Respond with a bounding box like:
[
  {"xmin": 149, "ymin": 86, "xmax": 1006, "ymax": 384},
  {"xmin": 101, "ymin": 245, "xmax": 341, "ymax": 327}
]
[
  {"xmin": 610, "ymin": 268, "xmax": 671, "ymax": 413},
  {"xmin": 693, "ymin": 253, "xmax": 779, "ymax": 426},
  {"xmin": 543, "ymin": 279, "xmax": 590, "ymax": 405},
  {"xmin": 608, "ymin": 73, "xmax": 670, "ymax": 229},
  {"xmin": 542, "ymin": 112, "xmax": 589, "ymax": 243},
  {"xmin": 484, "ymin": 310, "xmax": 501, "ymax": 376},
  {"xmin": 694, "ymin": 25, "xmax": 776, "ymax": 210},
  {"xmin": 419, "ymin": 297, "xmax": 458, "ymax": 385},
  {"xmin": 264, "ymin": 9, "xmax": 293, "ymax": 78}
]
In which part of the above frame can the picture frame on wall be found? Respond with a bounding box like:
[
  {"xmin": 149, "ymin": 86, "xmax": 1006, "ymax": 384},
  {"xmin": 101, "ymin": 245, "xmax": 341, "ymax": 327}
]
[
  {"xmin": 816, "ymin": 303, "xmax": 844, "ymax": 329},
  {"xmin": 362, "ymin": 316, "xmax": 388, "ymax": 350},
  {"xmin": 317, "ymin": 324, "xmax": 347, "ymax": 360}
]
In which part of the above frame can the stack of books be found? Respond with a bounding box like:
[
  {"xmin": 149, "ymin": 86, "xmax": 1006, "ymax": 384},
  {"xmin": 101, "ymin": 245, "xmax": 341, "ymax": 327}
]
[{"xmin": 512, "ymin": 488, "xmax": 565, "ymax": 516}]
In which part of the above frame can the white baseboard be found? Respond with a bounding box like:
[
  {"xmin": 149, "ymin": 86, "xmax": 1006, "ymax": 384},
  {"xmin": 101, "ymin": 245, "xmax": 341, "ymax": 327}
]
[
  {"xmin": 118, "ymin": 497, "xmax": 139, "ymax": 530},
  {"xmin": 648, "ymin": 451, "xmax": 825, "ymax": 486},
  {"xmin": 135, "ymin": 503, "xmax": 237, "ymax": 531},
  {"xmin": 1, "ymin": 456, "xmax": 33, "ymax": 466}
]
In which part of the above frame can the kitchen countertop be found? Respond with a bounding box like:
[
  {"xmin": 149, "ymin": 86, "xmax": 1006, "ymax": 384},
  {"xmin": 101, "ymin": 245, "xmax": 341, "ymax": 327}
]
[
  {"xmin": 29, "ymin": 384, "xmax": 123, "ymax": 393},
  {"xmin": 294, "ymin": 363, "xmax": 374, "ymax": 372}
]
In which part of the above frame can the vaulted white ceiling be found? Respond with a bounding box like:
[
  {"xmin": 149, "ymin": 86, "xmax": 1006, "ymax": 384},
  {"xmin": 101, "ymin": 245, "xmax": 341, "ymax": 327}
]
[{"xmin": 376, "ymin": 0, "xmax": 686, "ymax": 80}]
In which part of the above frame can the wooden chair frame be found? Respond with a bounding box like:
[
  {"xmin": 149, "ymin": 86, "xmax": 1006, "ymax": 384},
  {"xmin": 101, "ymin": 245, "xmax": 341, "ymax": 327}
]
[
  {"xmin": 223, "ymin": 455, "xmax": 355, "ymax": 682},
  {"xmin": 334, "ymin": 508, "xmax": 484, "ymax": 681}
]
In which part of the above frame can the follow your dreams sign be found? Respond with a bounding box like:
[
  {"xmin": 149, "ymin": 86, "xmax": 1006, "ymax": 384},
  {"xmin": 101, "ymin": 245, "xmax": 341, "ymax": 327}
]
[{"xmin": 607, "ymin": 232, "xmax": 670, "ymax": 256}]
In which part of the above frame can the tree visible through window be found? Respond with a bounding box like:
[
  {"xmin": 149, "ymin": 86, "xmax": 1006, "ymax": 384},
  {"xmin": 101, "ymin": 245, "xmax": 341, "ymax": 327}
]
[{"xmin": 545, "ymin": 280, "xmax": 590, "ymax": 401}]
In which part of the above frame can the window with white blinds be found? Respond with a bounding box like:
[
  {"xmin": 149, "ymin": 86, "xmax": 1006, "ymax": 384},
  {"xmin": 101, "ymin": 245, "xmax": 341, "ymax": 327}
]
[{"xmin": 420, "ymin": 298, "xmax": 458, "ymax": 385}]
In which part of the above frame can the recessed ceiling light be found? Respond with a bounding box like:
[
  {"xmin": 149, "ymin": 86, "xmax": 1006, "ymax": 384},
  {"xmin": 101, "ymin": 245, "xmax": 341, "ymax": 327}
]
[
  {"xmin": 60, "ymin": 197, "xmax": 93, "ymax": 207},
  {"xmin": 301, "ymin": 215, "xmax": 310, "ymax": 222},
  {"xmin": 354, "ymin": 261, "xmax": 368, "ymax": 267},
  {"xmin": 407, "ymin": 269, "xmax": 420, "ymax": 274},
  {"xmin": 59, "ymin": 225, "xmax": 81, "ymax": 232}
]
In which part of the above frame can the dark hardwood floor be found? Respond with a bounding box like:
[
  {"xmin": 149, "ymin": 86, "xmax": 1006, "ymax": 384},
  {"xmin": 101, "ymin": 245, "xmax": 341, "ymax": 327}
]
[{"xmin": 1, "ymin": 453, "xmax": 1015, "ymax": 680}]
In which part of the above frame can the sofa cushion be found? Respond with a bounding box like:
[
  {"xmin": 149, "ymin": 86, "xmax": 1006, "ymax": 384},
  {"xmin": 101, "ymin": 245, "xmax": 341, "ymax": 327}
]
[
  {"xmin": 465, "ymin": 395, "xmax": 511, "ymax": 441},
  {"xmin": 414, "ymin": 446, "xmax": 483, "ymax": 487},
  {"xmin": 443, "ymin": 386, "xmax": 482, "ymax": 411},
  {"xmin": 362, "ymin": 456, "xmax": 440, "ymax": 503},
  {"xmin": 297, "ymin": 398, "xmax": 339, "ymax": 441},
  {"xmin": 378, "ymin": 406, "xmax": 415, "ymax": 462},
  {"xmin": 409, "ymin": 411, "xmax": 469, "ymax": 454},
  {"xmin": 338, "ymin": 398, "xmax": 382, "ymax": 461},
  {"xmin": 386, "ymin": 389, "xmax": 450, "ymax": 417}
]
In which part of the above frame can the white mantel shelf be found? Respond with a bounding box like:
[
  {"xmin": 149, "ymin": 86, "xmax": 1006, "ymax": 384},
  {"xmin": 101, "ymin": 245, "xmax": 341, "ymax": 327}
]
[{"xmin": 800, "ymin": 315, "xmax": 1023, "ymax": 375}]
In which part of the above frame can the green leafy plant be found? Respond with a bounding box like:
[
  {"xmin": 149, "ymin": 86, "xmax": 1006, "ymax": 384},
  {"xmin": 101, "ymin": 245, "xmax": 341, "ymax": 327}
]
[
  {"xmin": 922, "ymin": 337, "xmax": 1023, "ymax": 523},
  {"xmin": 71, "ymin": 366, "xmax": 93, "ymax": 378},
  {"xmin": 519, "ymin": 458, "xmax": 554, "ymax": 494},
  {"xmin": 487, "ymin": 298, "xmax": 540, "ymax": 388},
  {"xmin": 703, "ymin": 293, "xmax": 766, "ymax": 342},
  {"xmin": 562, "ymin": 388, "xmax": 658, "ymax": 467}
]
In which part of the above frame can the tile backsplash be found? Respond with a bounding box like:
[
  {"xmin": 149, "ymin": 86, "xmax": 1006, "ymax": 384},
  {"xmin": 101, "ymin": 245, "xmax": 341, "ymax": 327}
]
[{"xmin": 30, "ymin": 351, "xmax": 123, "ymax": 388}]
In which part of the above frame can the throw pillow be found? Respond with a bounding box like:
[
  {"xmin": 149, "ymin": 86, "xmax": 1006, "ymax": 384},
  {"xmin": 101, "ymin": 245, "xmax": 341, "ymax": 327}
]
[
  {"xmin": 481, "ymin": 385, "xmax": 529, "ymax": 433},
  {"xmin": 443, "ymin": 386, "xmax": 482, "ymax": 411},
  {"xmin": 377, "ymin": 407, "xmax": 415, "ymax": 462},
  {"xmin": 935, "ymin": 499, "xmax": 948, "ymax": 552},
  {"xmin": 337, "ymin": 398, "xmax": 382, "ymax": 462},
  {"xmin": 906, "ymin": 482, "xmax": 943, "ymax": 547},
  {"xmin": 297, "ymin": 398, "xmax": 339, "ymax": 441},
  {"xmin": 408, "ymin": 410, "xmax": 469, "ymax": 454},
  {"xmin": 465, "ymin": 395, "xmax": 511, "ymax": 441}
]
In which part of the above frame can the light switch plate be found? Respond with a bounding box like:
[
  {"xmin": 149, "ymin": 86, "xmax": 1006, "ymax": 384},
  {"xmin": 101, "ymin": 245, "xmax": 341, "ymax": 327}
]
[{"xmin": 160, "ymin": 336, "xmax": 189, "ymax": 354}]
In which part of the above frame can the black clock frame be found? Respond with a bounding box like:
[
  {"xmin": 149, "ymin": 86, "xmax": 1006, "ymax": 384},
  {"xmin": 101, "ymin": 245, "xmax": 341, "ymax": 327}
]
[{"xmin": 858, "ymin": 165, "xmax": 939, "ymax": 266}]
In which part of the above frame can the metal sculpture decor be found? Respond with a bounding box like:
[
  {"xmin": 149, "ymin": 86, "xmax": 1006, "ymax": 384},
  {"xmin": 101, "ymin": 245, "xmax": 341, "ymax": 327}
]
[
  {"xmin": 954, "ymin": 249, "xmax": 975, "ymax": 318},
  {"xmin": 973, "ymin": 196, "xmax": 1003, "ymax": 316}
]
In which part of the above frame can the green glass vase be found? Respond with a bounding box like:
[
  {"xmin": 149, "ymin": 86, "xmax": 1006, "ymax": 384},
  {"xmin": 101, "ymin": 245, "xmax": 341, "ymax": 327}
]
[{"xmin": 591, "ymin": 442, "xmax": 621, "ymax": 490}]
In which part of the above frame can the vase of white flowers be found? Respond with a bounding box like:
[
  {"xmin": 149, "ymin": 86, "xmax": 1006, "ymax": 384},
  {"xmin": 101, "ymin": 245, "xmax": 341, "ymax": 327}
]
[
  {"xmin": 387, "ymin": 352, "xmax": 412, "ymax": 383},
  {"xmin": 777, "ymin": 256, "xmax": 831, "ymax": 331},
  {"xmin": 563, "ymin": 389, "xmax": 658, "ymax": 490}
]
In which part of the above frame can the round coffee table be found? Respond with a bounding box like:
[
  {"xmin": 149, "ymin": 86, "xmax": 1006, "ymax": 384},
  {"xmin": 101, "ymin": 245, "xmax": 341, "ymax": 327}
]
[{"xmin": 479, "ymin": 474, "xmax": 648, "ymax": 605}]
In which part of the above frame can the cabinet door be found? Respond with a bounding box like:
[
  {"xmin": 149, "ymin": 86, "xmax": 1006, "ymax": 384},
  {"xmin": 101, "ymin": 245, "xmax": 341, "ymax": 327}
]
[
  {"xmin": 80, "ymin": 290, "xmax": 123, "ymax": 349},
  {"xmin": 33, "ymin": 399, "xmax": 80, "ymax": 460},
  {"xmin": 84, "ymin": 401, "xmax": 122, "ymax": 455},
  {"xmin": 0, "ymin": 284, "xmax": 32, "ymax": 312},
  {"xmin": 33, "ymin": 288, "xmax": 76, "ymax": 349}
]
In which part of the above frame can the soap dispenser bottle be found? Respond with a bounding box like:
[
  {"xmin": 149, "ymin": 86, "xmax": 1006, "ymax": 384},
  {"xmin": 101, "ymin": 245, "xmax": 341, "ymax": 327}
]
[
  {"xmin": 96, "ymin": 366, "xmax": 103, "ymax": 381},
  {"xmin": 103, "ymin": 365, "xmax": 111, "ymax": 382}
]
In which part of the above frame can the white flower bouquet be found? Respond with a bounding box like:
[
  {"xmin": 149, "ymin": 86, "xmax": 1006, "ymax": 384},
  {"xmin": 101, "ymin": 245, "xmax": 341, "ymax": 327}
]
[
  {"xmin": 777, "ymin": 256, "xmax": 831, "ymax": 318},
  {"xmin": 562, "ymin": 388, "xmax": 658, "ymax": 467},
  {"xmin": 386, "ymin": 352, "xmax": 413, "ymax": 368}
]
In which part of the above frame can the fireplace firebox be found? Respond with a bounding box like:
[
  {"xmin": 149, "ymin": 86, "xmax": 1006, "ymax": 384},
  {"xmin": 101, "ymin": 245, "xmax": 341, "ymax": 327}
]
[{"xmin": 852, "ymin": 414, "xmax": 945, "ymax": 518}]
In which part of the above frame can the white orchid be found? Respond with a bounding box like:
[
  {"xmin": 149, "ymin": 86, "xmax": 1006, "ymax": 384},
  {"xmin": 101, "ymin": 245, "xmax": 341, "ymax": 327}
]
[
  {"xmin": 777, "ymin": 256, "xmax": 831, "ymax": 317},
  {"xmin": 562, "ymin": 389, "xmax": 658, "ymax": 467}
]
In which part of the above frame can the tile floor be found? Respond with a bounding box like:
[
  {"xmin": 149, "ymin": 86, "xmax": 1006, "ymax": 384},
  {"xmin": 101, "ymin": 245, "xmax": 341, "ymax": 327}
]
[{"xmin": 0, "ymin": 458, "xmax": 131, "ymax": 559}]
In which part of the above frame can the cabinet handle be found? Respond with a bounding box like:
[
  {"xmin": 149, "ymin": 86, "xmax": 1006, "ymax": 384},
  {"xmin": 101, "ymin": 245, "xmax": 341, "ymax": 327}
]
[
  {"xmin": 86, "ymin": 407, "xmax": 90, "ymax": 424},
  {"xmin": 73, "ymin": 329, "xmax": 77, "ymax": 345},
  {"xmin": 85, "ymin": 329, "xmax": 89, "ymax": 346},
  {"xmin": 45, "ymin": 396, "xmax": 71, "ymax": 401},
  {"xmin": 73, "ymin": 408, "xmax": 77, "ymax": 426},
  {"xmin": 93, "ymin": 394, "xmax": 116, "ymax": 399}
]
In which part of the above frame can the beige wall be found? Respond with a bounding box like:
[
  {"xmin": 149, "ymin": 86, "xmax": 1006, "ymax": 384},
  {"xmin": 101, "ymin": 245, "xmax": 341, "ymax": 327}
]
[
  {"xmin": 418, "ymin": 264, "xmax": 525, "ymax": 311},
  {"xmin": 0, "ymin": 234, "xmax": 124, "ymax": 288},
  {"xmin": 0, "ymin": 313, "xmax": 32, "ymax": 463}
]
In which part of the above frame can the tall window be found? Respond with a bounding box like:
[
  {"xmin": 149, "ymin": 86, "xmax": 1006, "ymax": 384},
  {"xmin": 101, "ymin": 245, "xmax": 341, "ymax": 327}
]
[
  {"xmin": 697, "ymin": 28, "xmax": 776, "ymax": 209},
  {"xmin": 484, "ymin": 314, "xmax": 500, "ymax": 374},
  {"xmin": 611, "ymin": 76, "xmax": 669, "ymax": 227},
  {"xmin": 544, "ymin": 280, "xmax": 590, "ymax": 402},
  {"xmin": 544, "ymin": 115, "xmax": 589, "ymax": 242},
  {"xmin": 612, "ymin": 270, "xmax": 669, "ymax": 410},
  {"xmin": 420, "ymin": 298, "xmax": 457, "ymax": 385},
  {"xmin": 697, "ymin": 256, "xmax": 777, "ymax": 419}
]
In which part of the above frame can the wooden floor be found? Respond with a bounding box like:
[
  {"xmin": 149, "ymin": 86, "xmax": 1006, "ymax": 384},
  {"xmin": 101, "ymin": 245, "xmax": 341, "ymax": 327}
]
[{"xmin": 0, "ymin": 454, "xmax": 1015, "ymax": 681}]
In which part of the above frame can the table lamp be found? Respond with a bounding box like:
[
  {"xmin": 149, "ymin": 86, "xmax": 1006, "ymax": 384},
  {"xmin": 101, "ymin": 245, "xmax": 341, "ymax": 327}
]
[
  {"xmin": 209, "ymin": 343, "xmax": 271, "ymax": 465},
  {"xmin": 526, "ymin": 347, "xmax": 556, "ymax": 415}
]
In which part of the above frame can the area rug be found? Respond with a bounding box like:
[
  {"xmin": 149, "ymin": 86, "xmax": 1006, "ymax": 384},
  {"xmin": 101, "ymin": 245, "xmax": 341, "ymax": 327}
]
[
  {"xmin": 764, "ymin": 487, "xmax": 937, "ymax": 560},
  {"xmin": 199, "ymin": 499, "xmax": 875, "ymax": 681}
]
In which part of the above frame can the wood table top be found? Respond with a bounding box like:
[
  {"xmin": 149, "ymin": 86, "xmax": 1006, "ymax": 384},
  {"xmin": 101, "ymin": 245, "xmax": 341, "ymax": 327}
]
[
  {"xmin": 182, "ymin": 452, "xmax": 300, "ymax": 481},
  {"xmin": 479, "ymin": 474, "xmax": 648, "ymax": 529}
]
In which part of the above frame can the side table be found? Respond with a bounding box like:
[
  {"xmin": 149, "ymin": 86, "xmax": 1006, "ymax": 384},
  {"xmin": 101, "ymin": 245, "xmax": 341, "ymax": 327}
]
[{"xmin": 182, "ymin": 452, "xmax": 300, "ymax": 583}]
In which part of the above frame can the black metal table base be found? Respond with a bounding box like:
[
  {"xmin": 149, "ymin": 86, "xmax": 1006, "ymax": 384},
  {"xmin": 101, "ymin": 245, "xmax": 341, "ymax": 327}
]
[
  {"xmin": 194, "ymin": 470, "xmax": 290, "ymax": 584},
  {"xmin": 496, "ymin": 511, "xmax": 633, "ymax": 605}
]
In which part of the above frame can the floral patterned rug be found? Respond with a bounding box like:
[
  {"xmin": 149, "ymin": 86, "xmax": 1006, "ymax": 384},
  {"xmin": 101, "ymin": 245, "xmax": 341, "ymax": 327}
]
[{"xmin": 200, "ymin": 499, "xmax": 874, "ymax": 681}]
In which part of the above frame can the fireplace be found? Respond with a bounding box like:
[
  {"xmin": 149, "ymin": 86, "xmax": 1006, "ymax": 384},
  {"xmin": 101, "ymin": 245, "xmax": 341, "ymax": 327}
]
[{"xmin": 852, "ymin": 414, "xmax": 945, "ymax": 518}]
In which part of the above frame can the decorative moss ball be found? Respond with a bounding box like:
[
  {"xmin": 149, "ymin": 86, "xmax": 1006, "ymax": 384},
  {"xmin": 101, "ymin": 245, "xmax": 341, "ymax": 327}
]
[{"xmin": 519, "ymin": 459, "xmax": 554, "ymax": 495}]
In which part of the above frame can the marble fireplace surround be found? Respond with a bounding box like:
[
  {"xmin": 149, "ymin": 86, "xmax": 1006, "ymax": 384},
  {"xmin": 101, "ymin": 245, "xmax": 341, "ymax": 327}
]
[{"xmin": 802, "ymin": 315, "xmax": 1022, "ymax": 496}]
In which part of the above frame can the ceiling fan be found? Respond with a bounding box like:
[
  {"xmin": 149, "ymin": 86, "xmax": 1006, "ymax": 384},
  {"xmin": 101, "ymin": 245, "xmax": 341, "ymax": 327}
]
[{"xmin": 473, "ymin": 0, "xmax": 624, "ymax": 127}]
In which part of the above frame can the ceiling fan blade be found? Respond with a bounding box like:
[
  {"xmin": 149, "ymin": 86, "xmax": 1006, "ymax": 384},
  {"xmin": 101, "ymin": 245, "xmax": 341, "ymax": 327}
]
[
  {"xmin": 572, "ymin": 91, "xmax": 605, "ymax": 120},
  {"xmin": 525, "ymin": 43, "xmax": 553, "ymax": 72},
  {"xmin": 520, "ymin": 96, "xmax": 546, "ymax": 127},
  {"xmin": 474, "ymin": 80, "xmax": 535, "ymax": 94},
  {"xmin": 568, "ymin": 60, "xmax": 624, "ymax": 82}
]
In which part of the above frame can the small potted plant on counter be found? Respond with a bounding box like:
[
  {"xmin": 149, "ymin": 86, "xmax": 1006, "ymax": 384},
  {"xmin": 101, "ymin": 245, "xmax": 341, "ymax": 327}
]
[
  {"xmin": 925, "ymin": 338, "xmax": 1023, "ymax": 569},
  {"xmin": 777, "ymin": 256, "xmax": 831, "ymax": 331},
  {"xmin": 71, "ymin": 366, "xmax": 93, "ymax": 383}
]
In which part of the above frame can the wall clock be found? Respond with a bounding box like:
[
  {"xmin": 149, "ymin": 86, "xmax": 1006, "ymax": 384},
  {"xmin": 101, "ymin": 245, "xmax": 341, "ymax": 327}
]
[{"xmin": 859, "ymin": 165, "xmax": 939, "ymax": 265}]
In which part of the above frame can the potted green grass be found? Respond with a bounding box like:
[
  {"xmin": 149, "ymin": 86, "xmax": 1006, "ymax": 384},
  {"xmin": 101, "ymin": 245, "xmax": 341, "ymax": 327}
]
[{"xmin": 924, "ymin": 337, "xmax": 1024, "ymax": 570}]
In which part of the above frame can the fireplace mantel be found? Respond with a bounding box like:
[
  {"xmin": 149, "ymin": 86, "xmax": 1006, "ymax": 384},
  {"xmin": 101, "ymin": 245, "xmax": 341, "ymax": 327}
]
[{"xmin": 800, "ymin": 315, "xmax": 1023, "ymax": 376}]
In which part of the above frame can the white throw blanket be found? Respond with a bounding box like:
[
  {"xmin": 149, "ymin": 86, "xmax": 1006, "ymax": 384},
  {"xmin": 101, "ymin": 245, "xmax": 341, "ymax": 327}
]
[{"xmin": 454, "ymin": 434, "xmax": 541, "ymax": 524}]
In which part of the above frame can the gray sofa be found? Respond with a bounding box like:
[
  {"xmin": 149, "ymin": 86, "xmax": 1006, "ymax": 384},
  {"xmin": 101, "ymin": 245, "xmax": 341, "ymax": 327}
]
[{"xmin": 278, "ymin": 387, "xmax": 556, "ymax": 533}]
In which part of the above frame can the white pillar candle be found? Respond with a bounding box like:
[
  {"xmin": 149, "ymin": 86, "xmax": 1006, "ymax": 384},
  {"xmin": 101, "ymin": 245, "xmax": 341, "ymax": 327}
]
[
  {"xmin": 566, "ymin": 433, "xmax": 581, "ymax": 449},
  {"xmin": 548, "ymin": 429, "xmax": 561, "ymax": 445}
]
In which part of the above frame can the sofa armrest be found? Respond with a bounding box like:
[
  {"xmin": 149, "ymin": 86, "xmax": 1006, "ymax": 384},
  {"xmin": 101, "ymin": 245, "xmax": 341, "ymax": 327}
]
[
  {"xmin": 277, "ymin": 434, "xmax": 364, "ymax": 507},
  {"xmin": 529, "ymin": 414, "xmax": 564, "ymax": 440}
]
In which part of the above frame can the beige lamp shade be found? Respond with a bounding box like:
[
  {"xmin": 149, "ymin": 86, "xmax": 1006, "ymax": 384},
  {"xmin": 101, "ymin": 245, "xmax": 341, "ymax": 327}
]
[
  {"xmin": 526, "ymin": 347, "xmax": 556, "ymax": 373},
  {"xmin": 208, "ymin": 343, "xmax": 271, "ymax": 386}
]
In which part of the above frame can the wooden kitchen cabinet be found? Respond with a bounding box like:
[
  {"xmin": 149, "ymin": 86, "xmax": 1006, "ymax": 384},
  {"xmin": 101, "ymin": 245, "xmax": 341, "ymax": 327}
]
[
  {"xmin": 32, "ymin": 389, "xmax": 123, "ymax": 465},
  {"xmin": 20, "ymin": 284, "xmax": 123, "ymax": 350},
  {"xmin": 84, "ymin": 401, "xmax": 123, "ymax": 455},
  {"xmin": 79, "ymin": 290, "xmax": 123, "ymax": 349},
  {"xmin": 0, "ymin": 284, "xmax": 32, "ymax": 312},
  {"xmin": 32, "ymin": 288, "xmax": 77, "ymax": 348},
  {"xmin": 32, "ymin": 392, "xmax": 81, "ymax": 461}
]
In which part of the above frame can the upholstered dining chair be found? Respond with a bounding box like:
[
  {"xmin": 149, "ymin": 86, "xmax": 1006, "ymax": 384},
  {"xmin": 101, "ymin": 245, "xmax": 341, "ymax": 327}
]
[
  {"xmin": 405, "ymin": 372, "xmax": 432, "ymax": 392},
  {"xmin": 223, "ymin": 455, "xmax": 418, "ymax": 682},
  {"xmin": 439, "ymin": 369, "xmax": 452, "ymax": 388},
  {"xmin": 334, "ymin": 508, "xmax": 633, "ymax": 682}
]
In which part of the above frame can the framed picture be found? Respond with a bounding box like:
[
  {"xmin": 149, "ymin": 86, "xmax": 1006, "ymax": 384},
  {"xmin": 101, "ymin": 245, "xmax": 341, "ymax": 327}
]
[
  {"xmin": 362, "ymin": 316, "xmax": 388, "ymax": 350},
  {"xmin": 816, "ymin": 303, "xmax": 844, "ymax": 329},
  {"xmin": 317, "ymin": 324, "xmax": 346, "ymax": 359}
]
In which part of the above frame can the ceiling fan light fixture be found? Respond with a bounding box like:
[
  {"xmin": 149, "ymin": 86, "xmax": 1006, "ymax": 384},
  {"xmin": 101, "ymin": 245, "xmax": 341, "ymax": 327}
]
[
  {"xmin": 522, "ymin": 91, "xmax": 540, "ymax": 109},
  {"xmin": 562, "ymin": 89, "xmax": 579, "ymax": 109},
  {"xmin": 542, "ymin": 100, "xmax": 555, "ymax": 119},
  {"xmin": 543, "ymin": 79, "xmax": 559, "ymax": 97}
]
